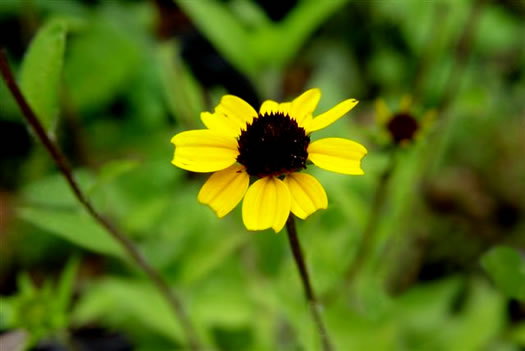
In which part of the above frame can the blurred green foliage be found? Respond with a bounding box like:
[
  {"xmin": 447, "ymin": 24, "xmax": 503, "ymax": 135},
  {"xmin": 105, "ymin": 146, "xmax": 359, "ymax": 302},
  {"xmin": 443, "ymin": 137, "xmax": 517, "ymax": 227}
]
[
  {"xmin": 482, "ymin": 246, "xmax": 525, "ymax": 301},
  {"xmin": 0, "ymin": 0, "xmax": 524, "ymax": 350},
  {"xmin": 0, "ymin": 259, "xmax": 78, "ymax": 348}
]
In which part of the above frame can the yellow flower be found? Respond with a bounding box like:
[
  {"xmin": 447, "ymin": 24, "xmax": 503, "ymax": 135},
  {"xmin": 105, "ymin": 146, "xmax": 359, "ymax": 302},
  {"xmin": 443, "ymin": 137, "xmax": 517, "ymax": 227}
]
[{"xmin": 171, "ymin": 89, "xmax": 367, "ymax": 232}]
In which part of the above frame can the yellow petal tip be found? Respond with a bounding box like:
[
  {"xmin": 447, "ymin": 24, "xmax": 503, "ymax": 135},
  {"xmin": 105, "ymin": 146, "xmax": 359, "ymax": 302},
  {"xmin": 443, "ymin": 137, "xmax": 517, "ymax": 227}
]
[
  {"xmin": 272, "ymin": 223, "xmax": 286, "ymax": 233},
  {"xmin": 308, "ymin": 88, "xmax": 321, "ymax": 96}
]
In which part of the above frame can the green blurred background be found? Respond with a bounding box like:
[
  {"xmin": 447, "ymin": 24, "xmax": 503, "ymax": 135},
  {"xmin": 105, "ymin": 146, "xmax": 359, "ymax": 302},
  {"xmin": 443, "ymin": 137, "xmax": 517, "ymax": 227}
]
[{"xmin": 0, "ymin": 0, "xmax": 524, "ymax": 350}]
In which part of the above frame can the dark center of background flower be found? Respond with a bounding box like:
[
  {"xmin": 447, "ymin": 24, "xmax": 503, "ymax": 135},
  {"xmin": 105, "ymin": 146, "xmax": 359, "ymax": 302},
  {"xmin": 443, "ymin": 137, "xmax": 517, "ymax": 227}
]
[
  {"xmin": 387, "ymin": 112, "xmax": 419, "ymax": 144},
  {"xmin": 237, "ymin": 112, "xmax": 310, "ymax": 177}
]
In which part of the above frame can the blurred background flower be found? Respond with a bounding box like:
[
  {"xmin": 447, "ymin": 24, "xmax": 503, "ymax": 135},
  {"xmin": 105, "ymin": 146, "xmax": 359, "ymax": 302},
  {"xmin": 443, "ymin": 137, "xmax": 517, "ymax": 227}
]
[
  {"xmin": 374, "ymin": 95, "xmax": 436, "ymax": 146},
  {"xmin": 0, "ymin": 0, "xmax": 524, "ymax": 350}
]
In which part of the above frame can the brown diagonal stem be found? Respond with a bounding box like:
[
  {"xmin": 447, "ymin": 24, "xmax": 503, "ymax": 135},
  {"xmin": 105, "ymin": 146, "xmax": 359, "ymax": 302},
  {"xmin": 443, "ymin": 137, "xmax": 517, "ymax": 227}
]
[
  {"xmin": 286, "ymin": 215, "xmax": 334, "ymax": 351},
  {"xmin": 0, "ymin": 49, "xmax": 202, "ymax": 351}
]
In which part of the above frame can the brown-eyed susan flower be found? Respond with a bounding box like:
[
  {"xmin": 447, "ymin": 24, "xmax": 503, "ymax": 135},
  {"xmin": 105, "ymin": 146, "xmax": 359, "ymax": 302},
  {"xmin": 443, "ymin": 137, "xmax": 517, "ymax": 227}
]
[
  {"xmin": 375, "ymin": 95, "xmax": 436, "ymax": 146},
  {"xmin": 171, "ymin": 89, "xmax": 367, "ymax": 232}
]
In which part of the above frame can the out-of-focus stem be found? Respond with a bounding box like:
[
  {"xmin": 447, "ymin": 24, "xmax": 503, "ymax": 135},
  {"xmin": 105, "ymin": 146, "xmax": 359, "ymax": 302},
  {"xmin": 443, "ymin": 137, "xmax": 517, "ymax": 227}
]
[
  {"xmin": 437, "ymin": 0, "xmax": 486, "ymax": 116},
  {"xmin": 411, "ymin": 1, "xmax": 449, "ymax": 104},
  {"xmin": 343, "ymin": 153, "xmax": 397, "ymax": 285}
]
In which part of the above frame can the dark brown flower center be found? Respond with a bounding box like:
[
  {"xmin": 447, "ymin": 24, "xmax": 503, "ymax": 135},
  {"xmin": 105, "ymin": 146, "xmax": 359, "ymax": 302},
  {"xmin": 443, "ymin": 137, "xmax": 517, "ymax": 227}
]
[
  {"xmin": 237, "ymin": 112, "xmax": 310, "ymax": 177},
  {"xmin": 387, "ymin": 113, "xmax": 419, "ymax": 144}
]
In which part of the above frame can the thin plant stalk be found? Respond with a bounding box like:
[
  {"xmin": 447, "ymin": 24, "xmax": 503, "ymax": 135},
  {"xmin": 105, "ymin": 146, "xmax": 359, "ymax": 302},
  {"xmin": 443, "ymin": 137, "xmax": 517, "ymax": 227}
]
[
  {"xmin": 436, "ymin": 0, "xmax": 486, "ymax": 117},
  {"xmin": 286, "ymin": 215, "xmax": 334, "ymax": 351},
  {"xmin": 343, "ymin": 152, "xmax": 398, "ymax": 285},
  {"xmin": 0, "ymin": 49, "xmax": 203, "ymax": 351},
  {"xmin": 410, "ymin": 1, "xmax": 449, "ymax": 104}
]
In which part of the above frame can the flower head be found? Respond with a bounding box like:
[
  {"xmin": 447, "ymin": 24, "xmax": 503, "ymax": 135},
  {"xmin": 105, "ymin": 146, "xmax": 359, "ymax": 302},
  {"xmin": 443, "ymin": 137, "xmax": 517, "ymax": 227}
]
[
  {"xmin": 171, "ymin": 89, "xmax": 367, "ymax": 232},
  {"xmin": 375, "ymin": 95, "xmax": 436, "ymax": 146}
]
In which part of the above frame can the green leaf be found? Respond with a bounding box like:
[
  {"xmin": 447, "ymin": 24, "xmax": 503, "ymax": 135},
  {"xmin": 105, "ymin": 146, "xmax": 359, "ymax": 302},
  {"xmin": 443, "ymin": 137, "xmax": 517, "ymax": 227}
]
[
  {"xmin": 175, "ymin": 0, "xmax": 257, "ymax": 76},
  {"xmin": 122, "ymin": 196, "xmax": 171, "ymax": 235},
  {"xmin": 157, "ymin": 43, "xmax": 205, "ymax": 128},
  {"xmin": 4, "ymin": 268, "xmax": 79, "ymax": 346},
  {"xmin": 21, "ymin": 170, "xmax": 94, "ymax": 208},
  {"xmin": 17, "ymin": 206, "xmax": 126, "ymax": 259},
  {"xmin": 509, "ymin": 323, "xmax": 525, "ymax": 346},
  {"xmin": 481, "ymin": 246, "xmax": 525, "ymax": 301},
  {"xmin": 19, "ymin": 18, "xmax": 68, "ymax": 133},
  {"xmin": 253, "ymin": 0, "xmax": 349, "ymax": 67},
  {"xmin": 17, "ymin": 273, "xmax": 36, "ymax": 297},
  {"xmin": 56, "ymin": 257, "xmax": 80, "ymax": 314},
  {"xmin": 17, "ymin": 171, "xmax": 126, "ymax": 259},
  {"xmin": 88, "ymin": 159, "xmax": 139, "ymax": 195},
  {"xmin": 0, "ymin": 299, "xmax": 15, "ymax": 330},
  {"xmin": 73, "ymin": 278, "xmax": 183, "ymax": 343},
  {"xmin": 435, "ymin": 279, "xmax": 505, "ymax": 351},
  {"xmin": 64, "ymin": 19, "xmax": 140, "ymax": 111},
  {"xmin": 178, "ymin": 231, "xmax": 248, "ymax": 284}
]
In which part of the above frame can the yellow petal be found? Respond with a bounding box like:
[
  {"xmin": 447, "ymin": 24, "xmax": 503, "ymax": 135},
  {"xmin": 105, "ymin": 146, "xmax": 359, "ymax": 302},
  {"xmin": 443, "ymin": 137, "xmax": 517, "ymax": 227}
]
[
  {"xmin": 305, "ymin": 99, "xmax": 358, "ymax": 133},
  {"xmin": 242, "ymin": 177, "xmax": 291, "ymax": 232},
  {"xmin": 278, "ymin": 102, "xmax": 292, "ymax": 115},
  {"xmin": 215, "ymin": 95, "xmax": 257, "ymax": 129},
  {"xmin": 301, "ymin": 114, "xmax": 313, "ymax": 129},
  {"xmin": 171, "ymin": 130, "xmax": 239, "ymax": 172},
  {"xmin": 198, "ymin": 165, "xmax": 249, "ymax": 218},
  {"xmin": 308, "ymin": 138, "xmax": 367, "ymax": 175},
  {"xmin": 260, "ymin": 100, "xmax": 279, "ymax": 115},
  {"xmin": 284, "ymin": 173, "xmax": 327, "ymax": 220},
  {"xmin": 290, "ymin": 88, "xmax": 321, "ymax": 125},
  {"xmin": 259, "ymin": 101, "xmax": 292, "ymax": 117},
  {"xmin": 201, "ymin": 112, "xmax": 241, "ymax": 137},
  {"xmin": 374, "ymin": 98, "xmax": 391, "ymax": 125}
]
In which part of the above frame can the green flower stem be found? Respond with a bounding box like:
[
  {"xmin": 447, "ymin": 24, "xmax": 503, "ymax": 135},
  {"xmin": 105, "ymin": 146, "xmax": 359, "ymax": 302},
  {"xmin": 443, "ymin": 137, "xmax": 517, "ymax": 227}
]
[
  {"xmin": 410, "ymin": 1, "xmax": 448, "ymax": 104},
  {"xmin": 0, "ymin": 49, "xmax": 203, "ymax": 351},
  {"xmin": 286, "ymin": 215, "xmax": 334, "ymax": 351},
  {"xmin": 343, "ymin": 152, "xmax": 397, "ymax": 286}
]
